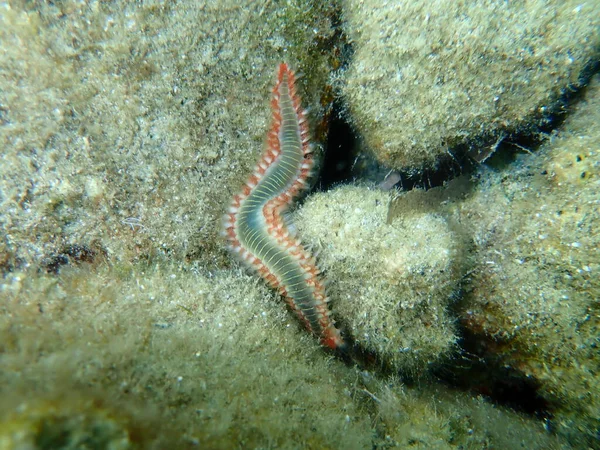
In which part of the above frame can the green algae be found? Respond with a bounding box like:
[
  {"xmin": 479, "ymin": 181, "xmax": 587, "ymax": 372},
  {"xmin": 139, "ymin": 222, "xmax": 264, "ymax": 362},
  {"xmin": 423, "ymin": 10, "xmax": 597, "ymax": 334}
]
[
  {"xmin": 0, "ymin": 262, "xmax": 373, "ymax": 449},
  {"xmin": 340, "ymin": 0, "xmax": 600, "ymax": 169},
  {"xmin": 0, "ymin": 0, "xmax": 336, "ymax": 271},
  {"xmin": 295, "ymin": 185, "xmax": 465, "ymax": 376},
  {"xmin": 452, "ymin": 74, "xmax": 600, "ymax": 446}
]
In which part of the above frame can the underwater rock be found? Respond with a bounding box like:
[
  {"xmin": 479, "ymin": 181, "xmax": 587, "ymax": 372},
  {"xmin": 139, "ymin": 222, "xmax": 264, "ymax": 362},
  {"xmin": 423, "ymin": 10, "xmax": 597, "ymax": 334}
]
[
  {"xmin": 363, "ymin": 377, "xmax": 564, "ymax": 449},
  {"xmin": 295, "ymin": 185, "xmax": 465, "ymax": 375},
  {"xmin": 340, "ymin": 0, "xmax": 600, "ymax": 169},
  {"xmin": 0, "ymin": 397, "xmax": 148, "ymax": 450},
  {"xmin": 456, "ymin": 75, "xmax": 600, "ymax": 446},
  {"xmin": 0, "ymin": 263, "xmax": 373, "ymax": 449},
  {"xmin": 0, "ymin": 1, "xmax": 335, "ymax": 270}
]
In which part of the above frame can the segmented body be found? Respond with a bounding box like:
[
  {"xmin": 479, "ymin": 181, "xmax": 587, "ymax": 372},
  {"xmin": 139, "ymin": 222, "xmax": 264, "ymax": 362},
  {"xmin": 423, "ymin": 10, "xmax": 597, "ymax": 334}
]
[{"xmin": 223, "ymin": 63, "xmax": 343, "ymax": 349}]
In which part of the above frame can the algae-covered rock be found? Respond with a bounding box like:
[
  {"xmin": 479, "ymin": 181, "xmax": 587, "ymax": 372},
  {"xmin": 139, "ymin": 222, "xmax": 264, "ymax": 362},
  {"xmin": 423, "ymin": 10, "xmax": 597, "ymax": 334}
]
[
  {"xmin": 295, "ymin": 185, "xmax": 465, "ymax": 375},
  {"xmin": 0, "ymin": 262, "xmax": 373, "ymax": 449},
  {"xmin": 361, "ymin": 376, "xmax": 565, "ymax": 449},
  {"xmin": 0, "ymin": 258, "xmax": 566, "ymax": 449},
  {"xmin": 0, "ymin": 398, "xmax": 145, "ymax": 450},
  {"xmin": 0, "ymin": 0, "xmax": 336, "ymax": 271},
  {"xmin": 455, "ymin": 75, "xmax": 600, "ymax": 446},
  {"xmin": 340, "ymin": 0, "xmax": 600, "ymax": 169}
]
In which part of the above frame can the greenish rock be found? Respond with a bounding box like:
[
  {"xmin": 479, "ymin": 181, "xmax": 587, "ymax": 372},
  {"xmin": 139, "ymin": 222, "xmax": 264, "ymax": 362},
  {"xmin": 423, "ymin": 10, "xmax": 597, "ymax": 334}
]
[
  {"xmin": 362, "ymin": 377, "xmax": 566, "ymax": 449},
  {"xmin": 453, "ymin": 74, "xmax": 600, "ymax": 446},
  {"xmin": 0, "ymin": 0, "xmax": 335, "ymax": 270},
  {"xmin": 340, "ymin": 0, "xmax": 600, "ymax": 169},
  {"xmin": 0, "ymin": 262, "xmax": 373, "ymax": 449},
  {"xmin": 295, "ymin": 185, "xmax": 465, "ymax": 375}
]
